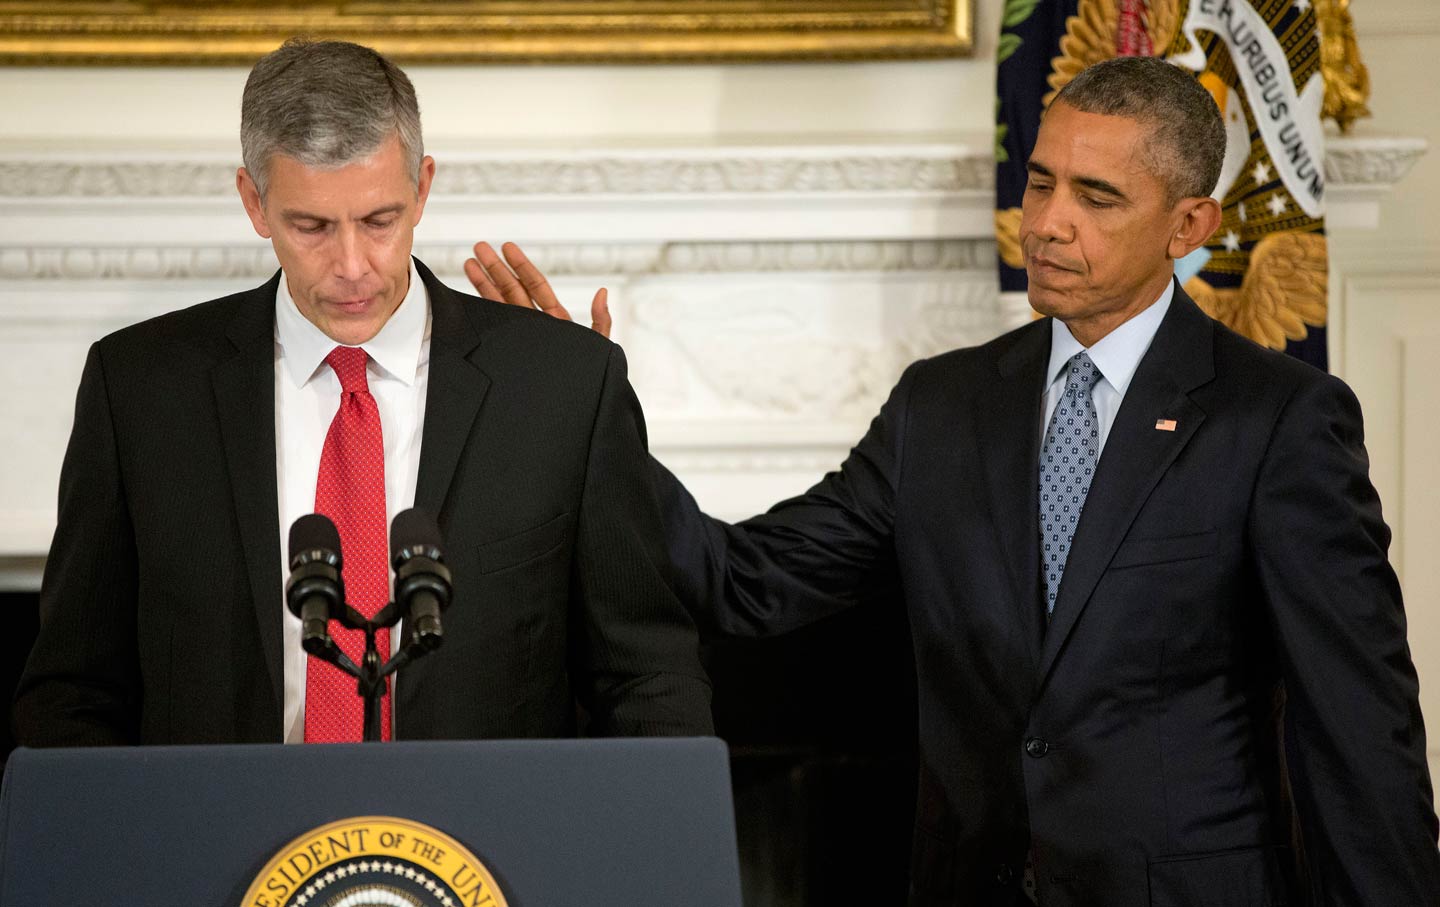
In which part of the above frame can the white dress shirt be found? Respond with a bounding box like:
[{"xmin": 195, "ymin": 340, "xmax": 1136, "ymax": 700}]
[
  {"xmin": 274, "ymin": 260, "xmax": 431, "ymax": 743},
  {"xmin": 1040, "ymin": 279, "xmax": 1175, "ymax": 454}
]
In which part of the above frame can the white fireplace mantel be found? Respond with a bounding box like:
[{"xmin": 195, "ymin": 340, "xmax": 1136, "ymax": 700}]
[{"xmin": 0, "ymin": 134, "xmax": 1426, "ymax": 588}]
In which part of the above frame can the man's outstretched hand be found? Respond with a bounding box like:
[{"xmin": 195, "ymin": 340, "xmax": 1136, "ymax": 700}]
[{"xmin": 464, "ymin": 241, "xmax": 612, "ymax": 339}]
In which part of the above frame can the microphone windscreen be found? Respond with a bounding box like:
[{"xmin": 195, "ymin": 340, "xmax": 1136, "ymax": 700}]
[
  {"xmin": 390, "ymin": 508, "xmax": 442, "ymax": 562},
  {"xmin": 289, "ymin": 513, "xmax": 342, "ymax": 568}
]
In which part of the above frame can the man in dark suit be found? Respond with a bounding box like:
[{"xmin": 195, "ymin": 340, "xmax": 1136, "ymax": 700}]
[
  {"xmin": 470, "ymin": 57, "xmax": 1439, "ymax": 904},
  {"xmin": 13, "ymin": 38, "xmax": 711, "ymax": 746}
]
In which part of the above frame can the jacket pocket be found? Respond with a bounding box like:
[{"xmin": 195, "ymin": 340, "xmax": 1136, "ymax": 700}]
[
  {"xmin": 475, "ymin": 512, "xmax": 573, "ymax": 575},
  {"xmin": 1148, "ymin": 846, "xmax": 1286, "ymax": 907},
  {"xmin": 1111, "ymin": 529, "xmax": 1218, "ymax": 570}
]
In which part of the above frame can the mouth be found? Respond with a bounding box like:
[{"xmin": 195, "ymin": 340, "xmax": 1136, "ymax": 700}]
[
  {"xmin": 1031, "ymin": 254, "xmax": 1077, "ymax": 272},
  {"xmin": 326, "ymin": 297, "xmax": 377, "ymax": 314},
  {"xmin": 1028, "ymin": 255, "xmax": 1078, "ymax": 275}
]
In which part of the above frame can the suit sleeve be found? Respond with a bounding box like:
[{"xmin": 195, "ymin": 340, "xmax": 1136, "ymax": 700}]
[
  {"xmin": 569, "ymin": 344, "xmax": 714, "ymax": 737},
  {"xmin": 12, "ymin": 342, "xmax": 141, "ymax": 747},
  {"xmin": 652, "ymin": 361, "xmax": 914, "ymax": 639},
  {"xmin": 1249, "ymin": 372, "xmax": 1440, "ymax": 903}
]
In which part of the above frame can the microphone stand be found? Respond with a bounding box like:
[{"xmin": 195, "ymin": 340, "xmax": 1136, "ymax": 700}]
[{"xmin": 301, "ymin": 600, "xmax": 438, "ymax": 743}]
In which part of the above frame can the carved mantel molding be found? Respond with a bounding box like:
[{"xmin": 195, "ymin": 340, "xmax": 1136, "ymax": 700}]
[
  {"xmin": 0, "ymin": 137, "xmax": 1428, "ymax": 570},
  {"xmin": 0, "ymin": 137, "xmax": 1424, "ymax": 280},
  {"xmin": 0, "ymin": 147, "xmax": 994, "ymax": 198}
]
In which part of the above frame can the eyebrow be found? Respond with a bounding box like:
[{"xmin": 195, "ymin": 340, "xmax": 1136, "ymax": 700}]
[
  {"xmin": 1026, "ymin": 161, "xmax": 1130, "ymax": 202},
  {"xmin": 280, "ymin": 203, "xmax": 407, "ymax": 223},
  {"xmin": 1075, "ymin": 176, "xmax": 1129, "ymax": 201}
]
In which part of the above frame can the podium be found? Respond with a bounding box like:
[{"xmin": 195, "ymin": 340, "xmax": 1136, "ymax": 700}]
[{"xmin": 0, "ymin": 737, "xmax": 742, "ymax": 906}]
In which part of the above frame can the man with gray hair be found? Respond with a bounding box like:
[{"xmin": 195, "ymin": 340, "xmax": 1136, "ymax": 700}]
[
  {"xmin": 472, "ymin": 55, "xmax": 1440, "ymax": 904},
  {"xmin": 15, "ymin": 38, "xmax": 712, "ymax": 747}
]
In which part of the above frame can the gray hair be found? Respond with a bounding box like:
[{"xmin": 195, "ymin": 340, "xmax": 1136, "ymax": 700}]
[
  {"xmin": 1052, "ymin": 56, "xmax": 1225, "ymax": 204},
  {"xmin": 240, "ymin": 37, "xmax": 423, "ymax": 198}
]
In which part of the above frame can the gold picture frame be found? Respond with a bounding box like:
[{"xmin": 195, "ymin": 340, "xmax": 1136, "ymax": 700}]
[{"xmin": 0, "ymin": 1, "xmax": 973, "ymax": 65}]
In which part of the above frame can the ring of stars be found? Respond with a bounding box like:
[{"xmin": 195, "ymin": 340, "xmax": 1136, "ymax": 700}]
[{"xmin": 288, "ymin": 860, "xmax": 458, "ymax": 907}]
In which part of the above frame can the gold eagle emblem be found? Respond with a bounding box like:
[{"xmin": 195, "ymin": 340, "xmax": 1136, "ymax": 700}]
[
  {"xmin": 995, "ymin": 207, "xmax": 1025, "ymax": 270},
  {"xmin": 1185, "ymin": 231, "xmax": 1328, "ymax": 351}
]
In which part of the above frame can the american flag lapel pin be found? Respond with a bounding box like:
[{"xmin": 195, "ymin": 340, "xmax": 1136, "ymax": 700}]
[{"xmin": 1155, "ymin": 418, "xmax": 1178, "ymax": 432}]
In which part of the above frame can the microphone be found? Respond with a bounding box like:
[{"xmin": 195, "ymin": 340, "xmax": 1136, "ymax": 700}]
[
  {"xmin": 390, "ymin": 508, "xmax": 452, "ymax": 651},
  {"xmin": 286, "ymin": 513, "xmax": 345, "ymax": 656}
]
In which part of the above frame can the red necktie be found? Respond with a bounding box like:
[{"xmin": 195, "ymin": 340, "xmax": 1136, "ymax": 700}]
[{"xmin": 305, "ymin": 346, "xmax": 392, "ymax": 742}]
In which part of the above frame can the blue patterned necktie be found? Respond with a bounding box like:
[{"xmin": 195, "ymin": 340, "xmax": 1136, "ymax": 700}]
[{"xmin": 1039, "ymin": 351, "xmax": 1101, "ymax": 614}]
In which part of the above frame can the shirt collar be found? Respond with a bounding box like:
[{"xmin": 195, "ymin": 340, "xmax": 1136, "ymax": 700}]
[
  {"xmin": 275, "ymin": 258, "xmax": 429, "ymax": 389},
  {"xmin": 1045, "ymin": 278, "xmax": 1175, "ymax": 395}
]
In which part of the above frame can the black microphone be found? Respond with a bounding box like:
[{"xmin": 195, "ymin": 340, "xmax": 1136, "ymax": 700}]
[
  {"xmin": 390, "ymin": 508, "xmax": 452, "ymax": 651},
  {"xmin": 286, "ymin": 513, "xmax": 345, "ymax": 656}
]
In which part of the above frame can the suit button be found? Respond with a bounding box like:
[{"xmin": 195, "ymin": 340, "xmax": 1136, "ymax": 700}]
[
  {"xmin": 1025, "ymin": 737, "xmax": 1049, "ymax": 758},
  {"xmin": 996, "ymin": 864, "xmax": 1015, "ymax": 885}
]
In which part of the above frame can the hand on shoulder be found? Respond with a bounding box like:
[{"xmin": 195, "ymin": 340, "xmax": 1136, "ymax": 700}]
[{"xmin": 464, "ymin": 241, "xmax": 612, "ymax": 339}]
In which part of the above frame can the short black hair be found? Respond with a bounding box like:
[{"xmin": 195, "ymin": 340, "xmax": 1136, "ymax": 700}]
[{"xmin": 1052, "ymin": 56, "xmax": 1225, "ymax": 204}]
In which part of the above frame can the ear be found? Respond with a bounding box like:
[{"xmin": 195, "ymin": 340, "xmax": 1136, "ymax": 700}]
[
  {"xmin": 412, "ymin": 155, "xmax": 437, "ymax": 226},
  {"xmin": 236, "ymin": 168, "xmax": 272, "ymax": 239},
  {"xmin": 1167, "ymin": 196, "xmax": 1222, "ymax": 260}
]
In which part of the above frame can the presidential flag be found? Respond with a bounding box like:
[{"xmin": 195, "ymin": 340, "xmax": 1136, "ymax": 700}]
[
  {"xmin": 994, "ymin": 0, "xmax": 1078, "ymax": 299},
  {"xmin": 1167, "ymin": 0, "xmax": 1329, "ymax": 370}
]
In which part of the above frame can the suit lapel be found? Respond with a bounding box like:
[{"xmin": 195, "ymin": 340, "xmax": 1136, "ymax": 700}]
[
  {"xmin": 1037, "ymin": 289, "xmax": 1216, "ymax": 686},
  {"xmin": 412, "ymin": 260, "xmax": 492, "ymax": 520},
  {"xmin": 976, "ymin": 322, "xmax": 1052, "ymax": 671},
  {"xmin": 211, "ymin": 273, "xmax": 285, "ymax": 713},
  {"xmin": 397, "ymin": 262, "xmax": 492, "ymax": 726}
]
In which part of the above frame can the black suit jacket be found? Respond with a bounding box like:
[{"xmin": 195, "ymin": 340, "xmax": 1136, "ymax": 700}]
[
  {"xmin": 15, "ymin": 259, "xmax": 712, "ymax": 745},
  {"xmin": 659, "ymin": 287, "xmax": 1439, "ymax": 905}
]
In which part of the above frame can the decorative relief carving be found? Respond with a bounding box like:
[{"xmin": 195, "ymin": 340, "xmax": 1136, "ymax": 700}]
[
  {"xmin": 626, "ymin": 288, "xmax": 885, "ymax": 418},
  {"xmin": 0, "ymin": 140, "xmax": 1417, "ymax": 200},
  {"xmin": 418, "ymin": 243, "xmax": 668, "ymax": 279},
  {"xmin": 625, "ymin": 276, "xmax": 998, "ymax": 420},
  {"xmin": 0, "ymin": 152, "xmax": 992, "ymax": 199},
  {"xmin": 1323, "ymin": 139, "xmax": 1428, "ymax": 186},
  {"xmin": 656, "ymin": 240, "xmax": 991, "ymax": 273},
  {"xmin": 0, "ymin": 245, "xmax": 277, "ymax": 281},
  {"xmin": 895, "ymin": 279, "xmax": 1005, "ymax": 363},
  {"xmin": 434, "ymin": 155, "xmax": 992, "ymax": 195},
  {"xmin": 0, "ymin": 161, "xmax": 235, "ymax": 198},
  {"xmin": 0, "ymin": 241, "xmax": 994, "ymax": 281}
]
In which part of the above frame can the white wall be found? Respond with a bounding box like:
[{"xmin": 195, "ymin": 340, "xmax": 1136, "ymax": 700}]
[
  {"xmin": 1331, "ymin": 0, "xmax": 1440, "ymax": 795},
  {"xmin": 1339, "ymin": 1, "xmax": 1440, "ymax": 258},
  {"xmin": 0, "ymin": 59, "xmax": 996, "ymax": 147}
]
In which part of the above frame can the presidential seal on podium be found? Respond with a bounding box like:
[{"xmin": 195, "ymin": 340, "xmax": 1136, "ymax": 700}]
[{"xmin": 242, "ymin": 816, "xmax": 509, "ymax": 907}]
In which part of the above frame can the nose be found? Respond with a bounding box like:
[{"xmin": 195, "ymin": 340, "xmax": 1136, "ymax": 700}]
[
  {"xmin": 332, "ymin": 224, "xmax": 369, "ymax": 284},
  {"xmin": 1028, "ymin": 191, "xmax": 1075, "ymax": 245}
]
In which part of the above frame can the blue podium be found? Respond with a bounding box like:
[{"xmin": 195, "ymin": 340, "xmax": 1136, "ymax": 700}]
[{"xmin": 0, "ymin": 737, "xmax": 742, "ymax": 906}]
